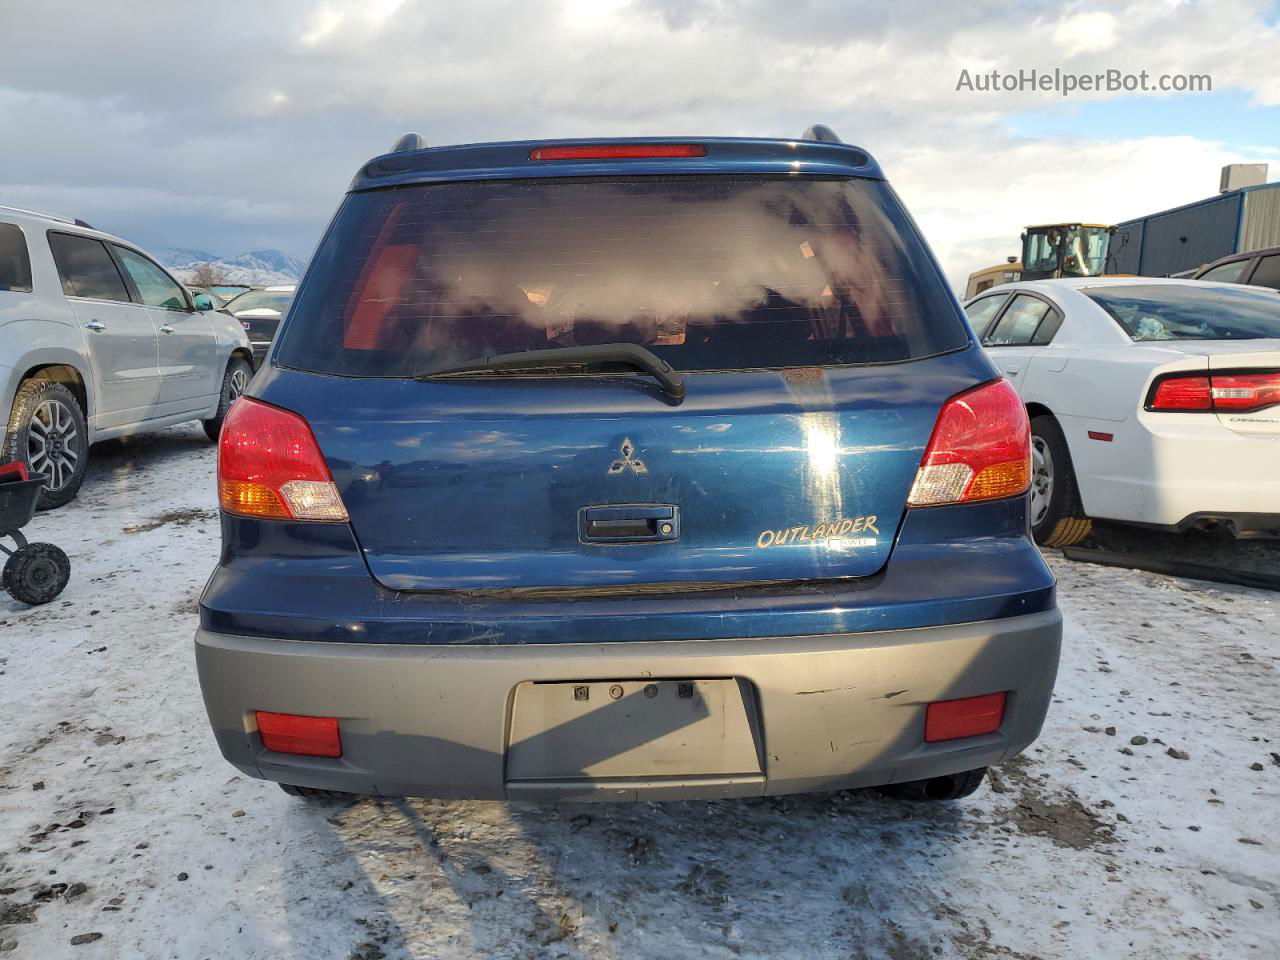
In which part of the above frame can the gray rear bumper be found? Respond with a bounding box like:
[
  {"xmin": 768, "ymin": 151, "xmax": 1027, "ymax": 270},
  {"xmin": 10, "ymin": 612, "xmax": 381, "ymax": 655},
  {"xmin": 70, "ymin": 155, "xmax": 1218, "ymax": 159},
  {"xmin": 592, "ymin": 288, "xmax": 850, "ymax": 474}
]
[{"xmin": 195, "ymin": 609, "xmax": 1061, "ymax": 801}]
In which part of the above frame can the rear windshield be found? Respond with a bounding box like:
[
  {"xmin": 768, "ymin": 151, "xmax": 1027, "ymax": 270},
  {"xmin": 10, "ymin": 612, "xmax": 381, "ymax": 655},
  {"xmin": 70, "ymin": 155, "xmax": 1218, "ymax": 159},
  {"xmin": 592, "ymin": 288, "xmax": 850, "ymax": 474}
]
[
  {"xmin": 228, "ymin": 290, "xmax": 293, "ymax": 313},
  {"xmin": 1086, "ymin": 284, "xmax": 1280, "ymax": 341},
  {"xmin": 275, "ymin": 176, "xmax": 967, "ymax": 376}
]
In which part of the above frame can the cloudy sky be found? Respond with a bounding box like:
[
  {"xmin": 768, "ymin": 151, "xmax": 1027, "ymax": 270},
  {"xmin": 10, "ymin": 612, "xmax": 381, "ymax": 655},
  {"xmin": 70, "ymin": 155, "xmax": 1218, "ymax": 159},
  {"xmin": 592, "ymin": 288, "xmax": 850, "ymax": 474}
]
[{"xmin": 2, "ymin": 0, "xmax": 1278, "ymax": 289}]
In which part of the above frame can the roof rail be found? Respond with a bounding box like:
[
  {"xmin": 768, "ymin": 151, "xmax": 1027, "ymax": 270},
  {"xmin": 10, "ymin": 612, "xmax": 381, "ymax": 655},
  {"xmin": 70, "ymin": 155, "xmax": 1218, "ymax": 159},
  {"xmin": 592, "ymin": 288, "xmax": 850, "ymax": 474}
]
[
  {"xmin": 0, "ymin": 202, "xmax": 86, "ymax": 227},
  {"xmin": 800, "ymin": 124, "xmax": 842, "ymax": 144},
  {"xmin": 390, "ymin": 133, "xmax": 428, "ymax": 153}
]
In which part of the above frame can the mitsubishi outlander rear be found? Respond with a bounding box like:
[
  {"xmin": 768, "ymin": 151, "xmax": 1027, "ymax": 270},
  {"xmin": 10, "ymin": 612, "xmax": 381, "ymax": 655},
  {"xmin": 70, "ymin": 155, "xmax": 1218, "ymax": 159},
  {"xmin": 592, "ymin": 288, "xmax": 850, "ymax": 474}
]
[{"xmin": 195, "ymin": 130, "xmax": 1061, "ymax": 803}]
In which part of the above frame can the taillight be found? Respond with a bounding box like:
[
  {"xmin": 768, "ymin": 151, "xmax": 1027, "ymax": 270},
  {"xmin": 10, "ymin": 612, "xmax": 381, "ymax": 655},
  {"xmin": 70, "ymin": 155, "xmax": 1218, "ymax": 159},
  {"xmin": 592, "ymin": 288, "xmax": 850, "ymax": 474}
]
[
  {"xmin": 907, "ymin": 379, "xmax": 1031, "ymax": 507},
  {"xmin": 1148, "ymin": 371, "xmax": 1280, "ymax": 413},
  {"xmin": 218, "ymin": 397, "xmax": 348, "ymax": 521},
  {"xmin": 1208, "ymin": 372, "xmax": 1280, "ymax": 411},
  {"xmin": 1149, "ymin": 375, "xmax": 1211, "ymax": 411},
  {"xmin": 529, "ymin": 144, "xmax": 706, "ymax": 161}
]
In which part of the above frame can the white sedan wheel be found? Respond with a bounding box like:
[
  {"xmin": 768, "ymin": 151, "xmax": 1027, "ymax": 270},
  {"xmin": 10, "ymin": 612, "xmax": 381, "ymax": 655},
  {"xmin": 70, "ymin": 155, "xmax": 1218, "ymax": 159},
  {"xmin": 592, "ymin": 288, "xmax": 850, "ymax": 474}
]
[{"xmin": 1029, "ymin": 435, "xmax": 1054, "ymax": 528}]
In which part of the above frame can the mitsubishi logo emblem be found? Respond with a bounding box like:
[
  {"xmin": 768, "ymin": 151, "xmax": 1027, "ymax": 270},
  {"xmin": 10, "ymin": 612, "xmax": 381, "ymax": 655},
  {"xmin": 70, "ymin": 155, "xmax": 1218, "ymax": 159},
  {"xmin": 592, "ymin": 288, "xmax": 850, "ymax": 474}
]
[{"xmin": 608, "ymin": 437, "xmax": 648, "ymax": 476}]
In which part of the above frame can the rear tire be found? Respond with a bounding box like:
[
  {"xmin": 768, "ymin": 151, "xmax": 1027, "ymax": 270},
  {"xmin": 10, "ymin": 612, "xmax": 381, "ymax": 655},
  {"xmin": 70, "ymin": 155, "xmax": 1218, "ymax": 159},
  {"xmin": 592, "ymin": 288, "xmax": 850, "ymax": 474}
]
[
  {"xmin": 1029, "ymin": 415, "xmax": 1091, "ymax": 547},
  {"xmin": 3, "ymin": 543, "xmax": 71, "ymax": 605},
  {"xmin": 278, "ymin": 782, "xmax": 355, "ymax": 801},
  {"xmin": 3, "ymin": 379, "xmax": 89, "ymax": 510},
  {"xmin": 878, "ymin": 767, "xmax": 987, "ymax": 802},
  {"xmin": 202, "ymin": 356, "xmax": 253, "ymax": 443}
]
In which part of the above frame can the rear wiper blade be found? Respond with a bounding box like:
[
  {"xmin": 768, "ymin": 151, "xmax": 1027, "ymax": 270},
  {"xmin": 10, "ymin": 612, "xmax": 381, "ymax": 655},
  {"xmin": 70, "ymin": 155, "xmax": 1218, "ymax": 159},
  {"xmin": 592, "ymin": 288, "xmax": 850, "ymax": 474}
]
[{"xmin": 418, "ymin": 343, "xmax": 685, "ymax": 402}]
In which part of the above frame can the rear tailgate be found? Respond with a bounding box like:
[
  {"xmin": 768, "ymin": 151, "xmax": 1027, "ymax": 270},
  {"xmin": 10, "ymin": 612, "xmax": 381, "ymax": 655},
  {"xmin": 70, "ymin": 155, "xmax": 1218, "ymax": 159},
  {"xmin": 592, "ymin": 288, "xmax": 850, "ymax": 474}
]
[
  {"xmin": 278, "ymin": 355, "xmax": 984, "ymax": 593},
  {"xmin": 267, "ymin": 168, "xmax": 986, "ymax": 595}
]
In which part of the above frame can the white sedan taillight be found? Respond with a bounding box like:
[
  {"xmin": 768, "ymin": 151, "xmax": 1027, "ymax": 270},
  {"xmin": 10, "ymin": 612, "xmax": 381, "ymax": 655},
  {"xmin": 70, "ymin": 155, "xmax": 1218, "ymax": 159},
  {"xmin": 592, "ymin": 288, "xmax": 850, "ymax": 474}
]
[{"xmin": 1148, "ymin": 372, "xmax": 1280, "ymax": 413}]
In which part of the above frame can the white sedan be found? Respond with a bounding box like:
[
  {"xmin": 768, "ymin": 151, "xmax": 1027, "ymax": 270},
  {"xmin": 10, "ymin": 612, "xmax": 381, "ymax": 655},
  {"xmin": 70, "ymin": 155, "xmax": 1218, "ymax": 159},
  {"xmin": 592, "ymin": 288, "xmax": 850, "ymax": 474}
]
[{"xmin": 963, "ymin": 277, "xmax": 1280, "ymax": 546}]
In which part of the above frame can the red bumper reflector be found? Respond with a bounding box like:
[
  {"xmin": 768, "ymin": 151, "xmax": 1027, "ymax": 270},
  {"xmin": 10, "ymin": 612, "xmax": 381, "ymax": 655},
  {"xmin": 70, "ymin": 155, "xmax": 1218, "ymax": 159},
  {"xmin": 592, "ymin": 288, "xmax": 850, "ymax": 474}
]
[
  {"xmin": 924, "ymin": 692, "xmax": 1007, "ymax": 743},
  {"xmin": 530, "ymin": 144, "xmax": 706, "ymax": 161},
  {"xmin": 256, "ymin": 711, "xmax": 342, "ymax": 758},
  {"xmin": 1087, "ymin": 430, "xmax": 1114, "ymax": 442}
]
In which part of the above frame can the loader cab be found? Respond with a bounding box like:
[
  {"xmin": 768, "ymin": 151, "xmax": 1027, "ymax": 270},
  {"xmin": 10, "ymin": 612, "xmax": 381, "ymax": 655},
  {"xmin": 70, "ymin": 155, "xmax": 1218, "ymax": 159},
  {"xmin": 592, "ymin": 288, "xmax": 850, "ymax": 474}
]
[{"xmin": 1020, "ymin": 223, "xmax": 1114, "ymax": 281}]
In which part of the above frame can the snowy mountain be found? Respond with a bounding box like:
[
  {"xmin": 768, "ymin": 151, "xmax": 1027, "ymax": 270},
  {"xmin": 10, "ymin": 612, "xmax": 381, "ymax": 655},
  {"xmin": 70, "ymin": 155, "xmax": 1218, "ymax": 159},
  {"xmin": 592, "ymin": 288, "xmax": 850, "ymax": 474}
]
[{"xmin": 161, "ymin": 248, "xmax": 306, "ymax": 286}]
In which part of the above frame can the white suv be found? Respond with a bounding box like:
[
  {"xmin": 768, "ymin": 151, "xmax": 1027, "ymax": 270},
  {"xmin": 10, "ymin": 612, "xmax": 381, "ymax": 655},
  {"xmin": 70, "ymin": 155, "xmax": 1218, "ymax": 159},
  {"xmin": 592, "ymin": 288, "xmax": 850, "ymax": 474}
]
[{"xmin": 0, "ymin": 205, "xmax": 254, "ymax": 508}]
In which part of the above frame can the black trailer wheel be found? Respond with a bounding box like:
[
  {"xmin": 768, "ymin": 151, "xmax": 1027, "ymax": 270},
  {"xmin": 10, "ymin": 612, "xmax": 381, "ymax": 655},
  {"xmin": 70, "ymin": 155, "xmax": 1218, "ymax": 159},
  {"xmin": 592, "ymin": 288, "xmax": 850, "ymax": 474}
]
[{"xmin": 2, "ymin": 542, "xmax": 71, "ymax": 605}]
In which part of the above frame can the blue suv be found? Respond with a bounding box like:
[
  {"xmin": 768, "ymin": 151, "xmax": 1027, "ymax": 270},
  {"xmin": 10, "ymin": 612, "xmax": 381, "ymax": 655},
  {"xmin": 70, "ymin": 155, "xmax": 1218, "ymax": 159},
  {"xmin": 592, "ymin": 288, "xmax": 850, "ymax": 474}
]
[{"xmin": 196, "ymin": 129, "xmax": 1061, "ymax": 803}]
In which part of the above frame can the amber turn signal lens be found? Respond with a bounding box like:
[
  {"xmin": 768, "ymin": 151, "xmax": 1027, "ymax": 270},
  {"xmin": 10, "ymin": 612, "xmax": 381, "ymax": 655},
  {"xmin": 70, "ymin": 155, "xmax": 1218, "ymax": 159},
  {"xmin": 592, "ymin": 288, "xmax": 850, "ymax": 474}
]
[
  {"xmin": 218, "ymin": 479, "xmax": 290, "ymax": 519},
  {"xmin": 967, "ymin": 459, "xmax": 1032, "ymax": 501}
]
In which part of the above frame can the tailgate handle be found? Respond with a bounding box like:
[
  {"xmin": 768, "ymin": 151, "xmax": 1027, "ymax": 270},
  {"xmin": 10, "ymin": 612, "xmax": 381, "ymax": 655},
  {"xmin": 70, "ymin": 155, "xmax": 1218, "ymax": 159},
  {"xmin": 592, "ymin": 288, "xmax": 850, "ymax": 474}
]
[{"xmin": 580, "ymin": 505, "xmax": 679, "ymax": 544}]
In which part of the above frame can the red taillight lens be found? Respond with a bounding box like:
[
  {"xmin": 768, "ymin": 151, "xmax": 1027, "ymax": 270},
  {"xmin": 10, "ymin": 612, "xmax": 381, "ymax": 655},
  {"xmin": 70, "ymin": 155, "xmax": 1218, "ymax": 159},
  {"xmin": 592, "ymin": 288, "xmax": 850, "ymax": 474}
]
[
  {"xmin": 218, "ymin": 397, "xmax": 348, "ymax": 521},
  {"xmin": 907, "ymin": 379, "xmax": 1031, "ymax": 507},
  {"xmin": 256, "ymin": 711, "xmax": 342, "ymax": 758},
  {"xmin": 925, "ymin": 692, "xmax": 1007, "ymax": 743},
  {"xmin": 1149, "ymin": 375, "xmax": 1212, "ymax": 411},
  {"xmin": 1149, "ymin": 372, "xmax": 1280, "ymax": 413},
  {"xmin": 529, "ymin": 144, "xmax": 706, "ymax": 161},
  {"xmin": 1209, "ymin": 372, "xmax": 1280, "ymax": 411}
]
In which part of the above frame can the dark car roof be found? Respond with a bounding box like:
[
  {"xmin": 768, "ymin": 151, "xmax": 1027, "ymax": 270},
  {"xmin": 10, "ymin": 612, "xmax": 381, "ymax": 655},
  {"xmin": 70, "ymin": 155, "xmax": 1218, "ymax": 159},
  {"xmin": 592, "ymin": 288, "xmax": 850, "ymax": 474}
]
[
  {"xmin": 1195, "ymin": 245, "xmax": 1280, "ymax": 276},
  {"xmin": 350, "ymin": 137, "xmax": 882, "ymax": 192}
]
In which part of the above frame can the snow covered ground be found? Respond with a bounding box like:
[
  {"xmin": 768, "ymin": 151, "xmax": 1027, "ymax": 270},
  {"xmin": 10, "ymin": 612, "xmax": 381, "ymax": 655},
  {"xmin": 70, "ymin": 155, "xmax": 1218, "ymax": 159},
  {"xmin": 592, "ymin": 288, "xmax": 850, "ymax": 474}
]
[{"xmin": 1, "ymin": 424, "xmax": 1277, "ymax": 959}]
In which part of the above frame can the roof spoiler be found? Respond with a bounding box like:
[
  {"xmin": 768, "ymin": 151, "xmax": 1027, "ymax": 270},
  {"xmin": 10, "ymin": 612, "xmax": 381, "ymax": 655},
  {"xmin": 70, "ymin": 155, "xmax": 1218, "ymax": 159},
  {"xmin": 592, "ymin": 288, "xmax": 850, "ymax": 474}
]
[
  {"xmin": 389, "ymin": 133, "xmax": 427, "ymax": 153},
  {"xmin": 800, "ymin": 124, "xmax": 842, "ymax": 144},
  {"xmin": 389, "ymin": 129, "xmax": 843, "ymax": 154}
]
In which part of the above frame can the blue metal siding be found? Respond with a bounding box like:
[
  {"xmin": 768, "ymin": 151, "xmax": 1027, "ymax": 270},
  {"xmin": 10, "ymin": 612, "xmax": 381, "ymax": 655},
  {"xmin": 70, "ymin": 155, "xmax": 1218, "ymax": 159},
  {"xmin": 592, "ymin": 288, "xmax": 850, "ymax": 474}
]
[
  {"xmin": 1109, "ymin": 221, "xmax": 1143, "ymax": 274},
  {"xmin": 1138, "ymin": 193, "xmax": 1242, "ymax": 275},
  {"xmin": 1112, "ymin": 191, "xmax": 1252, "ymax": 277}
]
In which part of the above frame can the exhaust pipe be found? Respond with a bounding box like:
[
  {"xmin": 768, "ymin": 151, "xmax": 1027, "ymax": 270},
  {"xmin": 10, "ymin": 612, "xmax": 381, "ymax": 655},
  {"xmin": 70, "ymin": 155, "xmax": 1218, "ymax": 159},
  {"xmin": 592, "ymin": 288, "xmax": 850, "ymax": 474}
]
[
  {"xmin": 920, "ymin": 773, "xmax": 969, "ymax": 801},
  {"xmin": 878, "ymin": 767, "xmax": 987, "ymax": 802}
]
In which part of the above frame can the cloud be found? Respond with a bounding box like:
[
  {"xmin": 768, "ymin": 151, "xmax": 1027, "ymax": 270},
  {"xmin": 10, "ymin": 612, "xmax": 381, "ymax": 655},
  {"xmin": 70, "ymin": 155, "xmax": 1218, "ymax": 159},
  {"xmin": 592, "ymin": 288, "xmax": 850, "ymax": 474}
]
[
  {"xmin": 0, "ymin": 0, "xmax": 1276, "ymax": 291},
  {"xmin": 1052, "ymin": 11, "xmax": 1119, "ymax": 56}
]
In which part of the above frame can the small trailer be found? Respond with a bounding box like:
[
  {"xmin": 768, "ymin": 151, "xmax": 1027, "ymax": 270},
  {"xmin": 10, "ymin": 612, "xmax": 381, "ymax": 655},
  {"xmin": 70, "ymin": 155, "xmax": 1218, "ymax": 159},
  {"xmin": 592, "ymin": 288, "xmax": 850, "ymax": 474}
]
[{"xmin": 0, "ymin": 461, "xmax": 71, "ymax": 605}]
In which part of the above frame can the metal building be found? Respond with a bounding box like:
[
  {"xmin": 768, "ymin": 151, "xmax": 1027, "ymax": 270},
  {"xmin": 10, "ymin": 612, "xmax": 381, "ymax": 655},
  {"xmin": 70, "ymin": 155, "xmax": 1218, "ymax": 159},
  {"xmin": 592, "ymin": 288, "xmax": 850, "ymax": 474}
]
[{"xmin": 1109, "ymin": 179, "xmax": 1280, "ymax": 277}]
